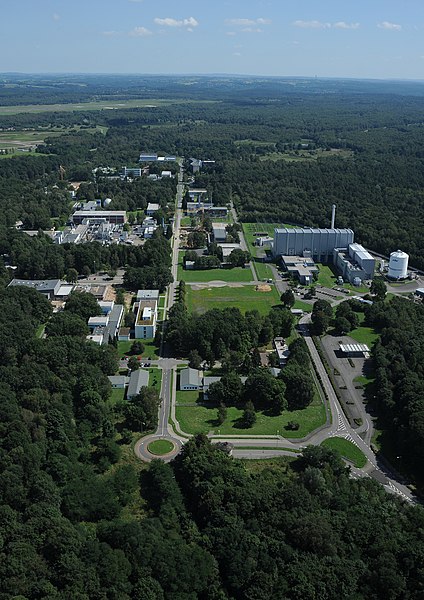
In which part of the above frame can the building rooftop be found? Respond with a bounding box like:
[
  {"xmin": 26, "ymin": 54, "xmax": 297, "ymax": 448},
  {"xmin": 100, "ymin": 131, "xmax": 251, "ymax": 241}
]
[
  {"xmin": 127, "ymin": 369, "xmax": 149, "ymax": 398},
  {"xmin": 146, "ymin": 203, "xmax": 160, "ymax": 212},
  {"xmin": 108, "ymin": 375, "xmax": 130, "ymax": 386},
  {"xmin": 180, "ymin": 367, "xmax": 201, "ymax": 388},
  {"xmin": 137, "ymin": 289, "xmax": 160, "ymax": 300},
  {"xmin": 8, "ymin": 278, "xmax": 61, "ymax": 294}
]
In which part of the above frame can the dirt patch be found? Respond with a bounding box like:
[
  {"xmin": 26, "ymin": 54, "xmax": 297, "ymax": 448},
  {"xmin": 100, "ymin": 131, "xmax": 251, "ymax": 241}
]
[{"xmin": 255, "ymin": 284, "xmax": 272, "ymax": 292}]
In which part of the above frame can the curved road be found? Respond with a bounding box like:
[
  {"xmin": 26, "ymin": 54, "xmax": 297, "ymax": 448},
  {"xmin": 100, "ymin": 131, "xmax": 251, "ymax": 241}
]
[{"xmin": 134, "ymin": 164, "xmax": 418, "ymax": 502}]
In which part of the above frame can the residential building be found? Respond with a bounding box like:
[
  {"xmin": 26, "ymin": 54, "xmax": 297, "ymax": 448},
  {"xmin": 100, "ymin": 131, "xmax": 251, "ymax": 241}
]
[
  {"xmin": 273, "ymin": 227, "xmax": 354, "ymax": 262},
  {"xmin": 127, "ymin": 369, "xmax": 149, "ymax": 399},
  {"xmin": 186, "ymin": 201, "xmax": 213, "ymax": 215}
]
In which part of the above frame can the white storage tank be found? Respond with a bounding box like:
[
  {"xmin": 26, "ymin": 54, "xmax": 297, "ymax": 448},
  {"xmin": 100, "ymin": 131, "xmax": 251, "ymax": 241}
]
[{"xmin": 388, "ymin": 250, "xmax": 409, "ymax": 279}]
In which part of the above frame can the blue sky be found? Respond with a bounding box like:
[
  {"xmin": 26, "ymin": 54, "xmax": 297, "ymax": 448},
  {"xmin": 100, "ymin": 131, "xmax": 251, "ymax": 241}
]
[{"xmin": 1, "ymin": 0, "xmax": 424, "ymax": 79}]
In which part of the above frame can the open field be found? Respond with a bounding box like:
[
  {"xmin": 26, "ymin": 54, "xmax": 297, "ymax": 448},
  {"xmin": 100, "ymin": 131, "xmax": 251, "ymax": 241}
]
[
  {"xmin": 108, "ymin": 387, "xmax": 126, "ymax": 406},
  {"xmin": 147, "ymin": 368, "xmax": 162, "ymax": 392},
  {"xmin": 0, "ymin": 125, "xmax": 107, "ymax": 150},
  {"xmin": 177, "ymin": 252, "xmax": 252, "ymax": 283},
  {"xmin": 175, "ymin": 391, "xmax": 325, "ymax": 437},
  {"xmin": 176, "ymin": 389, "xmax": 200, "ymax": 405},
  {"xmin": 0, "ymin": 98, "xmax": 215, "ymax": 116},
  {"xmin": 186, "ymin": 283, "xmax": 280, "ymax": 315},
  {"xmin": 117, "ymin": 338, "xmax": 159, "ymax": 360},
  {"xmin": 321, "ymin": 437, "xmax": 367, "ymax": 468}
]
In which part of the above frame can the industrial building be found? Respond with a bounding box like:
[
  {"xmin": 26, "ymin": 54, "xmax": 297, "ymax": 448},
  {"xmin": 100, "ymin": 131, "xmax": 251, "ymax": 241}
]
[
  {"xmin": 8, "ymin": 278, "xmax": 62, "ymax": 300},
  {"xmin": 72, "ymin": 211, "xmax": 127, "ymax": 225},
  {"xmin": 212, "ymin": 223, "xmax": 227, "ymax": 242},
  {"xmin": 333, "ymin": 243, "xmax": 376, "ymax": 284},
  {"xmin": 280, "ymin": 256, "xmax": 319, "ymax": 285},
  {"xmin": 273, "ymin": 227, "xmax": 354, "ymax": 262},
  {"xmin": 388, "ymin": 250, "xmax": 409, "ymax": 280},
  {"xmin": 121, "ymin": 166, "xmax": 142, "ymax": 177}
]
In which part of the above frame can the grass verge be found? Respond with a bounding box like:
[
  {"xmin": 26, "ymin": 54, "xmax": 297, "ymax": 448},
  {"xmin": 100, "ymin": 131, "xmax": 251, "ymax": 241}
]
[{"xmin": 321, "ymin": 437, "xmax": 367, "ymax": 468}]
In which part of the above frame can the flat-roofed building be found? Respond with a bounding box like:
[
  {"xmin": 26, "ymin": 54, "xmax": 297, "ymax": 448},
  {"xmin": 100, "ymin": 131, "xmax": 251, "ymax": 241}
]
[
  {"xmin": 137, "ymin": 289, "xmax": 160, "ymax": 300},
  {"xmin": 134, "ymin": 297, "xmax": 157, "ymax": 339},
  {"xmin": 146, "ymin": 203, "xmax": 160, "ymax": 215},
  {"xmin": 281, "ymin": 255, "xmax": 319, "ymax": 285},
  {"xmin": 121, "ymin": 166, "xmax": 142, "ymax": 177},
  {"xmin": 108, "ymin": 375, "xmax": 129, "ymax": 389},
  {"xmin": 273, "ymin": 227, "xmax": 354, "ymax": 263},
  {"xmin": 274, "ymin": 337, "xmax": 290, "ymax": 367},
  {"xmin": 333, "ymin": 243, "xmax": 375, "ymax": 284},
  {"xmin": 72, "ymin": 211, "xmax": 127, "ymax": 225},
  {"xmin": 339, "ymin": 343, "xmax": 370, "ymax": 357},
  {"xmin": 8, "ymin": 278, "xmax": 62, "ymax": 300},
  {"xmin": 139, "ymin": 153, "xmax": 158, "ymax": 162}
]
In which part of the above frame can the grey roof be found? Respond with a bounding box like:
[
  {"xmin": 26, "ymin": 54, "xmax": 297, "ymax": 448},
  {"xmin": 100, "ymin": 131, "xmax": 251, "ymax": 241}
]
[
  {"xmin": 127, "ymin": 369, "xmax": 149, "ymax": 398},
  {"xmin": 180, "ymin": 367, "xmax": 201, "ymax": 388},
  {"xmin": 8, "ymin": 278, "xmax": 61, "ymax": 294},
  {"xmin": 268, "ymin": 367, "xmax": 282, "ymax": 378},
  {"xmin": 202, "ymin": 376, "xmax": 221, "ymax": 390},
  {"xmin": 108, "ymin": 375, "xmax": 129, "ymax": 386},
  {"xmin": 137, "ymin": 289, "xmax": 160, "ymax": 300}
]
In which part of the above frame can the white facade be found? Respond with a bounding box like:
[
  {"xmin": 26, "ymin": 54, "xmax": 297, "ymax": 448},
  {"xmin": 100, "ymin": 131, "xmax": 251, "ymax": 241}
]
[
  {"xmin": 388, "ymin": 250, "xmax": 409, "ymax": 280},
  {"xmin": 134, "ymin": 298, "xmax": 158, "ymax": 339}
]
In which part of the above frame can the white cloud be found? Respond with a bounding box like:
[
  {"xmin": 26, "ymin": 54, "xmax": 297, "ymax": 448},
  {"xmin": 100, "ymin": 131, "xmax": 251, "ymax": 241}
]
[
  {"xmin": 377, "ymin": 21, "xmax": 402, "ymax": 30},
  {"xmin": 154, "ymin": 17, "xmax": 198, "ymax": 28},
  {"xmin": 226, "ymin": 31, "xmax": 236, "ymax": 36},
  {"xmin": 102, "ymin": 31, "xmax": 121, "ymax": 37},
  {"xmin": 225, "ymin": 17, "xmax": 271, "ymax": 27},
  {"xmin": 52, "ymin": 13, "xmax": 60, "ymax": 22},
  {"xmin": 129, "ymin": 26, "xmax": 152, "ymax": 37},
  {"xmin": 233, "ymin": 52, "xmax": 242, "ymax": 57},
  {"xmin": 333, "ymin": 21, "xmax": 360, "ymax": 30},
  {"xmin": 242, "ymin": 27, "xmax": 263, "ymax": 33},
  {"xmin": 293, "ymin": 20, "xmax": 331, "ymax": 29}
]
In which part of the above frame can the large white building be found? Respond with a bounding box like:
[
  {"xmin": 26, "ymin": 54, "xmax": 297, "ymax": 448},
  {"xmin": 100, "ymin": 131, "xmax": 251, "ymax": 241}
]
[
  {"xmin": 333, "ymin": 243, "xmax": 376, "ymax": 284},
  {"xmin": 273, "ymin": 227, "xmax": 354, "ymax": 262},
  {"xmin": 134, "ymin": 290, "xmax": 159, "ymax": 339}
]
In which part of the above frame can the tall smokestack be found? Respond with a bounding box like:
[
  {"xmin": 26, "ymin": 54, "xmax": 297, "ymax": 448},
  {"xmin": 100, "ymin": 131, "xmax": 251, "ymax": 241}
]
[{"xmin": 331, "ymin": 204, "xmax": 336, "ymax": 229}]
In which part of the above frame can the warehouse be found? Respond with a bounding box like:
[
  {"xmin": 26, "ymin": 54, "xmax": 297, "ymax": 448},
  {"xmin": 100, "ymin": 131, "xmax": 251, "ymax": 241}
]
[{"xmin": 273, "ymin": 227, "xmax": 354, "ymax": 263}]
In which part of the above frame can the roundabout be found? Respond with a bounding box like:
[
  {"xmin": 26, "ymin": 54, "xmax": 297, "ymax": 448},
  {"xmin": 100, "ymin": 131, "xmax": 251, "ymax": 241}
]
[
  {"xmin": 148, "ymin": 439, "xmax": 175, "ymax": 456},
  {"xmin": 134, "ymin": 433, "xmax": 183, "ymax": 463}
]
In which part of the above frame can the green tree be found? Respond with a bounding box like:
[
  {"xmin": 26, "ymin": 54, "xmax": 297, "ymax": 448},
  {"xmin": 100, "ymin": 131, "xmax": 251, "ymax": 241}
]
[
  {"xmin": 370, "ymin": 278, "xmax": 387, "ymax": 301},
  {"xmin": 280, "ymin": 289, "xmax": 295, "ymax": 308},
  {"xmin": 66, "ymin": 267, "xmax": 78, "ymax": 283},
  {"xmin": 242, "ymin": 400, "xmax": 256, "ymax": 428},
  {"xmin": 128, "ymin": 356, "xmax": 140, "ymax": 371}
]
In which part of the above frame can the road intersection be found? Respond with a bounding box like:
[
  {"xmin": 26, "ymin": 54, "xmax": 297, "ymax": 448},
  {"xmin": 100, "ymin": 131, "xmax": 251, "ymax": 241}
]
[{"xmin": 134, "ymin": 164, "xmax": 417, "ymax": 503}]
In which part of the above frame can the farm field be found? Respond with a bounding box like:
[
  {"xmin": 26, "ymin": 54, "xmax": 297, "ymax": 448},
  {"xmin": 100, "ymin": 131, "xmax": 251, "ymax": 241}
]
[
  {"xmin": 175, "ymin": 391, "xmax": 325, "ymax": 437},
  {"xmin": 0, "ymin": 98, "xmax": 214, "ymax": 116},
  {"xmin": 186, "ymin": 283, "xmax": 280, "ymax": 315},
  {"xmin": 0, "ymin": 125, "xmax": 107, "ymax": 149}
]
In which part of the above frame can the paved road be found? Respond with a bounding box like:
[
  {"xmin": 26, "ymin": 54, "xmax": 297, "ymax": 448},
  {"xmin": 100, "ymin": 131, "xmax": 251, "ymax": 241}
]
[
  {"xmin": 134, "ymin": 162, "xmax": 186, "ymax": 462},
  {"xmin": 133, "ymin": 164, "xmax": 418, "ymax": 502}
]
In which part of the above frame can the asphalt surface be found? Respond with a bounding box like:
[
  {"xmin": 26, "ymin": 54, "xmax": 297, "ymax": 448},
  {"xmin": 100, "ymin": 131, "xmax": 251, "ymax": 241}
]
[{"xmin": 133, "ymin": 164, "xmax": 418, "ymax": 502}]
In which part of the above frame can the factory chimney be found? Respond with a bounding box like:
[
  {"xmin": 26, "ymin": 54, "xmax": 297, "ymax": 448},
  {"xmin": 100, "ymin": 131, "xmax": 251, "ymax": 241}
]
[{"xmin": 331, "ymin": 204, "xmax": 336, "ymax": 229}]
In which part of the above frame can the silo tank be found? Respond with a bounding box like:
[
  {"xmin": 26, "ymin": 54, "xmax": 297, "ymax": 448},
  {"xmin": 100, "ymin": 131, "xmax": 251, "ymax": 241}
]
[{"xmin": 388, "ymin": 250, "xmax": 409, "ymax": 279}]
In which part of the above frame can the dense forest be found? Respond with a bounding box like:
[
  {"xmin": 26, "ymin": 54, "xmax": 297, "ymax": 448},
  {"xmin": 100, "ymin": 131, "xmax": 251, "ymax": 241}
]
[{"xmin": 1, "ymin": 76, "xmax": 424, "ymax": 597}]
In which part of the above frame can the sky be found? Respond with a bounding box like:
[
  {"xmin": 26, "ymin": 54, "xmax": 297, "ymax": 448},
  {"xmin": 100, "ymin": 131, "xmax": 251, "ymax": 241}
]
[{"xmin": 1, "ymin": 0, "xmax": 424, "ymax": 79}]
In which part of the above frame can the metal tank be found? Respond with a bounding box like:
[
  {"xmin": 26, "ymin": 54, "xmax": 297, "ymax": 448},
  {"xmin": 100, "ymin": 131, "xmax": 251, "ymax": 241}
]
[{"xmin": 388, "ymin": 250, "xmax": 409, "ymax": 279}]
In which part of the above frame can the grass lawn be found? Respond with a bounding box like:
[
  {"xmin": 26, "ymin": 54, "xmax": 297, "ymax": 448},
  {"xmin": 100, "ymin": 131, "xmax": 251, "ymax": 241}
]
[
  {"xmin": 176, "ymin": 389, "xmax": 201, "ymax": 405},
  {"xmin": 177, "ymin": 253, "xmax": 252, "ymax": 283},
  {"xmin": 349, "ymin": 315, "xmax": 379, "ymax": 347},
  {"xmin": 175, "ymin": 392, "xmax": 325, "ymax": 437},
  {"xmin": 293, "ymin": 299, "xmax": 313, "ymax": 313},
  {"xmin": 108, "ymin": 387, "xmax": 126, "ymax": 406},
  {"xmin": 118, "ymin": 338, "xmax": 159, "ymax": 359},
  {"xmin": 180, "ymin": 217, "xmax": 192, "ymax": 227},
  {"xmin": 158, "ymin": 295, "xmax": 166, "ymax": 308},
  {"xmin": 321, "ymin": 437, "xmax": 367, "ymax": 468},
  {"xmin": 315, "ymin": 264, "xmax": 369, "ymax": 294},
  {"xmin": 147, "ymin": 368, "xmax": 162, "ymax": 392},
  {"xmin": 254, "ymin": 260, "xmax": 275, "ymax": 281},
  {"xmin": 147, "ymin": 439, "xmax": 174, "ymax": 455},
  {"xmin": 186, "ymin": 284, "xmax": 280, "ymax": 315}
]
